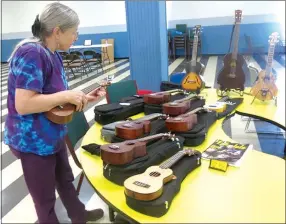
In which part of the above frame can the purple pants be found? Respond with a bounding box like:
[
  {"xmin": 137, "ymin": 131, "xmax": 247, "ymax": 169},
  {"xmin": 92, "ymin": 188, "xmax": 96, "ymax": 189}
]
[{"xmin": 11, "ymin": 140, "xmax": 86, "ymax": 224}]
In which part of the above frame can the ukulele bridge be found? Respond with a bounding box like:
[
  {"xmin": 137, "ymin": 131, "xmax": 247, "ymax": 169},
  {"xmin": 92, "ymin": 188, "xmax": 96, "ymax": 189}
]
[{"xmin": 133, "ymin": 181, "xmax": 150, "ymax": 188}]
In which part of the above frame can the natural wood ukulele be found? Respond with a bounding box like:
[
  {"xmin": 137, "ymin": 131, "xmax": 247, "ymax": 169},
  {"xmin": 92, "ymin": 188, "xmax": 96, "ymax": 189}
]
[
  {"xmin": 182, "ymin": 25, "xmax": 205, "ymax": 92},
  {"xmin": 250, "ymin": 32, "xmax": 279, "ymax": 104},
  {"xmin": 217, "ymin": 10, "xmax": 245, "ymax": 96},
  {"xmin": 143, "ymin": 89, "xmax": 184, "ymax": 105},
  {"xmin": 162, "ymin": 94, "xmax": 201, "ymax": 116},
  {"xmin": 124, "ymin": 149, "xmax": 197, "ymax": 201},
  {"xmin": 100, "ymin": 133, "xmax": 174, "ymax": 165},
  {"xmin": 115, "ymin": 114, "xmax": 168, "ymax": 140},
  {"xmin": 45, "ymin": 82, "xmax": 109, "ymax": 124}
]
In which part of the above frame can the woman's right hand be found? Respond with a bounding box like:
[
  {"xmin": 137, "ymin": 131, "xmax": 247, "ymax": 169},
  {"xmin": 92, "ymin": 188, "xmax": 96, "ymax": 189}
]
[{"xmin": 64, "ymin": 90, "xmax": 88, "ymax": 111}]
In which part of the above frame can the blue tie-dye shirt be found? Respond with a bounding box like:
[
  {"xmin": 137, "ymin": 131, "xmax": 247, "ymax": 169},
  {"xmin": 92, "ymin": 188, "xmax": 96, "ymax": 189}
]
[{"xmin": 4, "ymin": 42, "xmax": 68, "ymax": 156}]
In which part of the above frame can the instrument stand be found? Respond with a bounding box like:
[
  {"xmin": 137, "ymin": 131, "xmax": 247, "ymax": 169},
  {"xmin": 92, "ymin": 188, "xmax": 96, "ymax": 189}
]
[
  {"xmin": 250, "ymin": 89, "xmax": 277, "ymax": 106},
  {"xmin": 216, "ymin": 88, "xmax": 244, "ymax": 97}
]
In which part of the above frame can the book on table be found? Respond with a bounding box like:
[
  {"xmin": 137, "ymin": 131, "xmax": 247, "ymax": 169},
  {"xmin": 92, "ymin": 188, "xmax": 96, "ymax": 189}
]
[{"xmin": 202, "ymin": 139, "xmax": 252, "ymax": 167}]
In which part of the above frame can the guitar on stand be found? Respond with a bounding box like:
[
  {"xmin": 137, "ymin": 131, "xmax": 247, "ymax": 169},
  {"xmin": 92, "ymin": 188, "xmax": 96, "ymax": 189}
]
[
  {"xmin": 182, "ymin": 25, "xmax": 205, "ymax": 93},
  {"xmin": 250, "ymin": 32, "xmax": 279, "ymax": 105},
  {"xmin": 217, "ymin": 10, "xmax": 245, "ymax": 97}
]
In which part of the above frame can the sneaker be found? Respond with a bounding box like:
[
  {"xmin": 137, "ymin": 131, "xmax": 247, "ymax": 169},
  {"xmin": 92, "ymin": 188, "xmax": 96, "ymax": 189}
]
[{"xmin": 85, "ymin": 209, "xmax": 104, "ymax": 222}]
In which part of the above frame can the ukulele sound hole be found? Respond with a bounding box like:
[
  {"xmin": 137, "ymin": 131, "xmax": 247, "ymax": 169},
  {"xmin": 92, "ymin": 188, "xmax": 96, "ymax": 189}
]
[
  {"xmin": 133, "ymin": 181, "xmax": 150, "ymax": 188},
  {"xmin": 149, "ymin": 172, "xmax": 161, "ymax": 177},
  {"xmin": 109, "ymin": 145, "xmax": 120, "ymax": 150}
]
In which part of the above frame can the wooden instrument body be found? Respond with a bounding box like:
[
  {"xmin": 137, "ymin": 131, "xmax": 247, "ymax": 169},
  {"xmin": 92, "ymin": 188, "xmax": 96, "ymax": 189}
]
[
  {"xmin": 162, "ymin": 101, "xmax": 191, "ymax": 116},
  {"xmin": 115, "ymin": 120, "xmax": 151, "ymax": 140},
  {"xmin": 143, "ymin": 93, "xmax": 171, "ymax": 105},
  {"xmin": 166, "ymin": 114, "xmax": 198, "ymax": 132},
  {"xmin": 100, "ymin": 141, "xmax": 147, "ymax": 165},
  {"xmin": 124, "ymin": 166, "xmax": 173, "ymax": 201},
  {"xmin": 217, "ymin": 53, "xmax": 246, "ymax": 90},
  {"xmin": 182, "ymin": 62, "xmax": 205, "ymax": 91},
  {"xmin": 44, "ymin": 104, "xmax": 75, "ymax": 124},
  {"xmin": 250, "ymin": 70, "xmax": 278, "ymax": 101}
]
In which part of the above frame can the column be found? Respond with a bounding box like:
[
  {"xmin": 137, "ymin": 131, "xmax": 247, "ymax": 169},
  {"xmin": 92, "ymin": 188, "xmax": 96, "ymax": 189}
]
[{"xmin": 125, "ymin": 0, "xmax": 168, "ymax": 92}]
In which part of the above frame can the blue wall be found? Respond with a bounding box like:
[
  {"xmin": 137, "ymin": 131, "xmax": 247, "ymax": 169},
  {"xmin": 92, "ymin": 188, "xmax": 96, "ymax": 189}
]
[
  {"xmin": 170, "ymin": 22, "xmax": 285, "ymax": 56},
  {"xmin": 1, "ymin": 32, "xmax": 129, "ymax": 62},
  {"xmin": 1, "ymin": 22, "xmax": 284, "ymax": 62}
]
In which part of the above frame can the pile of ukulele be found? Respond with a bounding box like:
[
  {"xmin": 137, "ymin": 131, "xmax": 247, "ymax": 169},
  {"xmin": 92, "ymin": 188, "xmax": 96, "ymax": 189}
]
[{"xmin": 85, "ymin": 86, "xmax": 243, "ymax": 217}]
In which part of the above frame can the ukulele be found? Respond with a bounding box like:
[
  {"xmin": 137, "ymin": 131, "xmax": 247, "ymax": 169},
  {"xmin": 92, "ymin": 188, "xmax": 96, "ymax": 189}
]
[
  {"xmin": 182, "ymin": 25, "xmax": 205, "ymax": 92},
  {"xmin": 45, "ymin": 83, "xmax": 109, "ymax": 124},
  {"xmin": 162, "ymin": 94, "xmax": 200, "ymax": 116},
  {"xmin": 250, "ymin": 32, "xmax": 279, "ymax": 102},
  {"xmin": 124, "ymin": 148, "xmax": 197, "ymax": 201},
  {"xmin": 100, "ymin": 133, "xmax": 174, "ymax": 165},
  {"xmin": 217, "ymin": 10, "xmax": 245, "ymax": 94},
  {"xmin": 143, "ymin": 89, "xmax": 184, "ymax": 105},
  {"xmin": 165, "ymin": 107, "xmax": 207, "ymax": 132},
  {"xmin": 115, "ymin": 114, "xmax": 168, "ymax": 140},
  {"xmin": 203, "ymin": 96, "xmax": 230, "ymax": 113}
]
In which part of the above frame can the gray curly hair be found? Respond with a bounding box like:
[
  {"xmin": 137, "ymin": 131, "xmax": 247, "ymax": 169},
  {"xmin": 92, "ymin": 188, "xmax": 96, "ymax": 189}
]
[{"xmin": 8, "ymin": 2, "xmax": 80, "ymax": 62}]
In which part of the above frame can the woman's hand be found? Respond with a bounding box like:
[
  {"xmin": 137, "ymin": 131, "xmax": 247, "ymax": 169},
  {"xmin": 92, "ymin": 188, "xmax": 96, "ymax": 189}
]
[
  {"xmin": 65, "ymin": 90, "xmax": 88, "ymax": 111},
  {"xmin": 86, "ymin": 87, "xmax": 106, "ymax": 103}
]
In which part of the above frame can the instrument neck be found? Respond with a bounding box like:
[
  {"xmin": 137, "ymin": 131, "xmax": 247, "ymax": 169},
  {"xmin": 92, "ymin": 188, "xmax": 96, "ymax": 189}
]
[
  {"xmin": 155, "ymin": 89, "xmax": 181, "ymax": 95},
  {"xmin": 185, "ymin": 107, "xmax": 203, "ymax": 116},
  {"xmin": 173, "ymin": 94, "xmax": 197, "ymax": 103},
  {"xmin": 218, "ymin": 96, "xmax": 229, "ymax": 102},
  {"xmin": 138, "ymin": 133, "xmax": 167, "ymax": 143},
  {"xmin": 265, "ymin": 44, "xmax": 275, "ymax": 77},
  {"xmin": 231, "ymin": 21, "xmax": 241, "ymax": 60},
  {"xmin": 191, "ymin": 35, "xmax": 199, "ymax": 67},
  {"xmin": 159, "ymin": 151, "xmax": 185, "ymax": 169}
]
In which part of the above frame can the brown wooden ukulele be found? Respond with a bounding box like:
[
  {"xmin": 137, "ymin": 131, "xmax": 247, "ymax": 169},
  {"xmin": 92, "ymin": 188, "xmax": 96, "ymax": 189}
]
[
  {"xmin": 217, "ymin": 10, "xmax": 245, "ymax": 96},
  {"xmin": 115, "ymin": 114, "xmax": 168, "ymax": 140},
  {"xmin": 100, "ymin": 133, "xmax": 174, "ymax": 165},
  {"xmin": 143, "ymin": 89, "xmax": 184, "ymax": 105},
  {"xmin": 165, "ymin": 107, "xmax": 207, "ymax": 132},
  {"xmin": 250, "ymin": 32, "xmax": 279, "ymax": 104},
  {"xmin": 45, "ymin": 83, "xmax": 109, "ymax": 124},
  {"xmin": 162, "ymin": 94, "xmax": 200, "ymax": 116},
  {"xmin": 182, "ymin": 25, "xmax": 206, "ymax": 92},
  {"xmin": 124, "ymin": 148, "xmax": 196, "ymax": 201}
]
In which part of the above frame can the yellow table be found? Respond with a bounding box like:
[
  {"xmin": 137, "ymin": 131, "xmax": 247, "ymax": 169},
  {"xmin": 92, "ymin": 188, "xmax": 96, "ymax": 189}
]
[{"xmin": 80, "ymin": 88, "xmax": 285, "ymax": 223}]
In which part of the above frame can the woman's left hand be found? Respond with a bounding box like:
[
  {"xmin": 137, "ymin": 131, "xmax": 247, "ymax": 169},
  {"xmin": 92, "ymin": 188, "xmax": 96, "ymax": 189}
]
[{"xmin": 86, "ymin": 87, "xmax": 106, "ymax": 102}]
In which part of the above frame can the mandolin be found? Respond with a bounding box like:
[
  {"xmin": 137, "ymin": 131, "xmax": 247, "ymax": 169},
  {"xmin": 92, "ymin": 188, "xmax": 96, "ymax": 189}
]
[
  {"xmin": 143, "ymin": 89, "xmax": 184, "ymax": 105},
  {"xmin": 217, "ymin": 10, "xmax": 245, "ymax": 94},
  {"xmin": 45, "ymin": 83, "xmax": 109, "ymax": 124},
  {"xmin": 100, "ymin": 133, "xmax": 174, "ymax": 165},
  {"xmin": 115, "ymin": 114, "xmax": 168, "ymax": 140},
  {"xmin": 250, "ymin": 32, "xmax": 279, "ymax": 103},
  {"xmin": 182, "ymin": 25, "xmax": 205, "ymax": 92},
  {"xmin": 162, "ymin": 94, "xmax": 200, "ymax": 116},
  {"xmin": 165, "ymin": 107, "xmax": 207, "ymax": 132},
  {"xmin": 124, "ymin": 149, "xmax": 197, "ymax": 201},
  {"xmin": 203, "ymin": 96, "xmax": 230, "ymax": 113}
]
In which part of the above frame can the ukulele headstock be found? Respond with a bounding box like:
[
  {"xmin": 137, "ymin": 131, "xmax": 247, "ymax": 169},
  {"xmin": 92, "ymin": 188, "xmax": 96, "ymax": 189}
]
[
  {"xmin": 268, "ymin": 32, "xmax": 280, "ymax": 45},
  {"xmin": 193, "ymin": 25, "xmax": 202, "ymax": 36},
  {"xmin": 235, "ymin": 10, "xmax": 242, "ymax": 23}
]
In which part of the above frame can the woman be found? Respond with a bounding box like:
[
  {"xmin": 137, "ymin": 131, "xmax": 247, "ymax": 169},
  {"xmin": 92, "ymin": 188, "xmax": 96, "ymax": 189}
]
[{"xmin": 4, "ymin": 2, "xmax": 105, "ymax": 223}]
